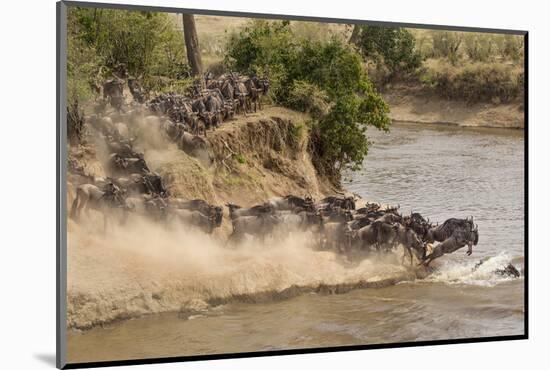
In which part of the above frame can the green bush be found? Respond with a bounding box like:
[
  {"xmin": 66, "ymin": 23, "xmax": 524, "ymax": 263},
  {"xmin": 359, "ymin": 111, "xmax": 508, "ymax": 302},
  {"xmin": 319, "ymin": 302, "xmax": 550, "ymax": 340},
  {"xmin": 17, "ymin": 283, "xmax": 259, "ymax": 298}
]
[
  {"xmin": 354, "ymin": 26, "xmax": 422, "ymax": 80},
  {"xmin": 225, "ymin": 20, "xmax": 390, "ymax": 182},
  {"xmin": 67, "ymin": 7, "xmax": 190, "ymax": 103},
  {"xmin": 287, "ymin": 81, "xmax": 332, "ymax": 119},
  {"xmin": 422, "ymin": 61, "xmax": 523, "ymax": 103}
]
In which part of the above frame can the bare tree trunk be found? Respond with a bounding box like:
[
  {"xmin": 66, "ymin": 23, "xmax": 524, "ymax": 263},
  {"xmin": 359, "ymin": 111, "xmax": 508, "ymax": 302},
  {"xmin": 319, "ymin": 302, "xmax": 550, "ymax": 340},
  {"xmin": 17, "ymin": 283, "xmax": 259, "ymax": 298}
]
[
  {"xmin": 182, "ymin": 14, "xmax": 203, "ymax": 77},
  {"xmin": 349, "ymin": 24, "xmax": 362, "ymax": 45}
]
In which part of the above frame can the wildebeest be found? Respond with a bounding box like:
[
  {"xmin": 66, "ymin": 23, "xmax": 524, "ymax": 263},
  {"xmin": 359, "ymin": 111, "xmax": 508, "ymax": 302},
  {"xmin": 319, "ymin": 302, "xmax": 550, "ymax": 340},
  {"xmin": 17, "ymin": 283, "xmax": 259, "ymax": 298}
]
[
  {"xmin": 393, "ymin": 224, "xmax": 426, "ymax": 265},
  {"xmin": 267, "ymin": 195, "xmax": 314, "ymax": 212},
  {"xmin": 227, "ymin": 214, "xmax": 280, "ymax": 244},
  {"xmin": 233, "ymin": 81, "xmax": 249, "ymax": 115},
  {"xmin": 191, "ymin": 97, "xmax": 213, "ymax": 132},
  {"xmin": 375, "ymin": 212, "xmax": 403, "ymax": 224},
  {"xmin": 107, "ymin": 153, "xmax": 150, "ymax": 175},
  {"xmin": 346, "ymin": 215, "xmax": 372, "ymax": 230},
  {"xmin": 403, "ymin": 212, "xmax": 431, "ymax": 241},
  {"xmin": 275, "ymin": 211, "xmax": 323, "ymax": 234},
  {"xmin": 178, "ymin": 131, "xmax": 208, "ymax": 156},
  {"xmin": 114, "ymin": 172, "xmax": 167, "ymax": 198},
  {"xmin": 170, "ymin": 198, "xmax": 223, "ymax": 228},
  {"xmin": 348, "ymin": 221, "xmax": 398, "ymax": 252},
  {"xmin": 321, "ymin": 208, "xmax": 353, "ymax": 223},
  {"xmin": 421, "ymin": 224, "xmax": 479, "ymax": 266},
  {"xmin": 204, "ymin": 94, "xmax": 224, "ymax": 129},
  {"xmin": 425, "ymin": 217, "xmax": 477, "ymax": 244},
  {"xmin": 169, "ymin": 208, "xmax": 218, "ymax": 234},
  {"xmin": 126, "ymin": 195, "xmax": 167, "ymax": 221},
  {"xmin": 103, "ymin": 78, "xmax": 125, "ymax": 111},
  {"xmin": 318, "ymin": 196, "xmax": 356, "ymax": 211},
  {"xmin": 128, "ymin": 77, "xmax": 147, "ymax": 104},
  {"xmin": 226, "ymin": 203, "xmax": 274, "ymax": 219},
  {"xmin": 70, "ymin": 183, "xmax": 128, "ymax": 231},
  {"xmin": 244, "ymin": 78, "xmax": 262, "ymax": 112}
]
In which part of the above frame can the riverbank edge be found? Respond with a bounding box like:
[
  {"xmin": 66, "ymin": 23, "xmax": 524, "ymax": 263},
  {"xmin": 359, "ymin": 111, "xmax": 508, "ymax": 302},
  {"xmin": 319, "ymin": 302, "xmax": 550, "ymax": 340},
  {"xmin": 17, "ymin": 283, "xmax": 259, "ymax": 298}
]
[
  {"xmin": 68, "ymin": 269, "xmax": 424, "ymax": 332},
  {"xmin": 382, "ymin": 85, "xmax": 525, "ymax": 130}
]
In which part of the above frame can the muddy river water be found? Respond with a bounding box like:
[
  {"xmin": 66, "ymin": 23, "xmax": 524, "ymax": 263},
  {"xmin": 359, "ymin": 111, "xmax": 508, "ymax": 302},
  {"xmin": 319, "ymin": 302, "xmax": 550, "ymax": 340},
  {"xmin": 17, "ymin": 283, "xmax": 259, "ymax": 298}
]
[{"xmin": 67, "ymin": 122, "xmax": 525, "ymax": 363}]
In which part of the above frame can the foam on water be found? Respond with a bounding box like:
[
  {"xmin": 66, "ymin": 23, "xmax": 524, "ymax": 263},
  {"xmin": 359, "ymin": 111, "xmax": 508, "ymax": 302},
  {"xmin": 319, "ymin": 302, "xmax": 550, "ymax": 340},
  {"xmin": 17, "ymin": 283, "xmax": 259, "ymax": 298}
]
[{"xmin": 422, "ymin": 252, "xmax": 522, "ymax": 287}]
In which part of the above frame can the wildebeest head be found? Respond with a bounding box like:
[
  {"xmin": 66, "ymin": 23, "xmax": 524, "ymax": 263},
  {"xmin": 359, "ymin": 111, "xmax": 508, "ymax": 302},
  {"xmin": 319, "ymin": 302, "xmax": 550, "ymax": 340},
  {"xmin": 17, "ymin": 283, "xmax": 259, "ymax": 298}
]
[{"xmin": 471, "ymin": 223, "xmax": 479, "ymax": 245}]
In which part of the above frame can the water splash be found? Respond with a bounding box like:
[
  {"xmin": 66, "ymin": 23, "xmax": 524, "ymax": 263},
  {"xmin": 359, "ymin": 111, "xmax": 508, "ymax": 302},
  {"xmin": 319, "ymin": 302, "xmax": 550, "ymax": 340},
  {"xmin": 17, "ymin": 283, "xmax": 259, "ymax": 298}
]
[{"xmin": 423, "ymin": 252, "xmax": 522, "ymax": 287}]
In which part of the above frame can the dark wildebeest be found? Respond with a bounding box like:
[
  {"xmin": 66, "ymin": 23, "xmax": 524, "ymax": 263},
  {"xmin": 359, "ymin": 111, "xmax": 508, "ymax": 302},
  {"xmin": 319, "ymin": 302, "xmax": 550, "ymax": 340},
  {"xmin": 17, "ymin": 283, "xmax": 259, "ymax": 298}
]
[
  {"xmin": 128, "ymin": 77, "xmax": 147, "ymax": 103},
  {"xmin": 244, "ymin": 78, "xmax": 262, "ymax": 112},
  {"xmin": 103, "ymin": 78, "xmax": 125, "ymax": 111},
  {"xmin": 227, "ymin": 214, "xmax": 280, "ymax": 244},
  {"xmin": 170, "ymin": 208, "xmax": 218, "ymax": 234},
  {"xmin": 275, "ymin": 211, "xmax": 323, "ymax": 234},
  {"xmin": 226, "ymin": 203, "xmax": 274, "ymax": 220},
  {"xmin": 393, "ymin": 224, "xmax": 426, "ymax": 266},
  {"xmin": 126, "ymin": 195, "xmax": 168, "ymax": 221},
  {"xmin": 425, "ymin": 217, "xmax": 476, "ymax": 244},
  {"xmin": 115, "ymin": 172, "xmax": 166, "ymax": 197},
  {"xmin": 204, "ymin": 94, "xmax": 224, "ymax": 129},
  {"xmin": 348, "ymin": 221, "xmax": 397, "ymax": 252},
  {"xmin": 70, "ymin": 183, "xmax": 128, "ymax": 232},
  {"xmin": 494, "ymin": 263, "xmax": 521, "ymax": 278},
  {"xmin": 403, "ymin": 212, "xmax": 431, "ymax": 241},
  {"xmin": 191, "ymin": 98, "xmax": 212, "ymax": 133},
  {"xmin": 267, "ymin": 195, "xmax": 314, "ymax": 212},
  {"xmin": 347, "ymin": 215, "xmax": 371, "ymax": 230},
  {"xmin": 421, "ymin": 223, "xmax": 479, "ymax": 267},
  {"xmin": 170, "ymin": 199, "xmax": 223, "ymax": 228},
  {"xmin": 234, "ymin": 81, "xmax": 249, "ymax": 115},
  {"xmin": 108, "ymin": 153, "xmax": 149, "ymax": 175},
  {"xmin": 321, "ymin": 208, "xmax": 353, "ymax": 223},
  {"xmin": 375, "ymin": 212, "xmax": 403, "ymax": 224},
  {"xmin": 178, "ymin": 131, "xmax": 208, "ymax": 156},
  {"xmin": 318, "ymin": 196, "xmax": 356, "ymax": 211}
]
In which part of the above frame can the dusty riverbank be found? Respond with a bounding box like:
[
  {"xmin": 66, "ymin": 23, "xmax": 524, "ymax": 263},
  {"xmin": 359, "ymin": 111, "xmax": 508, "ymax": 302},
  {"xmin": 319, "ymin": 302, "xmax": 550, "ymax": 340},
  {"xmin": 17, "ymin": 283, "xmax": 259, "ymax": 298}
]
[
  {"xmin": 68, "ymin": 106, "xmax": 421, "ymax": 331},
  {"xmin": 382, "ymin": 84, "xmax": 524, "ymax": 129}
]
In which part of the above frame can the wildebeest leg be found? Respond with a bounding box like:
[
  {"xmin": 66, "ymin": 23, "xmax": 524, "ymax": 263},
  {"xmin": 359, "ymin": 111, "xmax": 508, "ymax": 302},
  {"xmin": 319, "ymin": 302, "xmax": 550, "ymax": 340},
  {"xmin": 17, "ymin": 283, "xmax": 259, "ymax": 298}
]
[
  {"xmin": 421, "ymin": 245, "xmax": 444, "ymax": 266},
  {"xmin": 78, "ymin": 194, "xmax": 89, "ymax": 220},
  {"xmin": 70, "ymin": 193, "xmax": 80, "ymax": 221}
]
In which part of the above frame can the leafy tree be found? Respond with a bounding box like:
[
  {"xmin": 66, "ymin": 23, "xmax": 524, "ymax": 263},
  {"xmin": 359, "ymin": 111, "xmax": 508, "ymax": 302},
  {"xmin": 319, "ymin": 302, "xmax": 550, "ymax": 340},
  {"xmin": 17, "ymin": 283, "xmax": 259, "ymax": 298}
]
[
  {"xmin": 352, "ymin": 26, "xmax": 422, "ymax": 79},
  {"xmin": 225, "ymin": 21, "xmax": 390, "ymax": 182},
  {"xmin": 67, "ymin": 7, "xmax": 190, "ymax": 100}
]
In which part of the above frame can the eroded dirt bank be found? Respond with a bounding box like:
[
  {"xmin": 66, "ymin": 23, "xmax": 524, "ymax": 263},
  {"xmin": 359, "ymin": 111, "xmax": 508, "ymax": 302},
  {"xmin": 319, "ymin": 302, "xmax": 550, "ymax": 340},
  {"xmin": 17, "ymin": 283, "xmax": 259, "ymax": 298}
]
[
  {"xmin": 383, "ymin": 84, "xmax": 524, "ymax": 129},
  {"xmin": 68, "ymin": 106, "xmax": 421, "ymax": 330}
]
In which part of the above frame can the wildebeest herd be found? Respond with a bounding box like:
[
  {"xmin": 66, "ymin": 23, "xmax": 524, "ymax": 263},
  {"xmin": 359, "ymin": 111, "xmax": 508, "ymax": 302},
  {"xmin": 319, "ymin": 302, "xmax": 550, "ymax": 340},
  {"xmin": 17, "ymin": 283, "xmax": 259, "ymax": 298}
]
[
  {"xmin": 223, "ymin": 196, "xmax": 479, "ymax": 267},
  {"xmin": 70, "ymin": 71, "xmax": 479, "ymax": 268},
  {"xmin": 70, "ymin": 166, "xmax": 479, "ymax": 267},
  {"xmin": 128, "ymin": 71, "xmax": 269, "ymax": 137}
]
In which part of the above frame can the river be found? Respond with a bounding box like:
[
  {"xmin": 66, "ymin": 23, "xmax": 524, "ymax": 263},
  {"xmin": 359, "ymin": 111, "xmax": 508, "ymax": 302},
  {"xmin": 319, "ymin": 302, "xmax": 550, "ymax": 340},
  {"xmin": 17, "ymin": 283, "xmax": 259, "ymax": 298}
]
[{"xmin": 67, "ymin": 122, "xmax": 525, "ymax": 363}]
